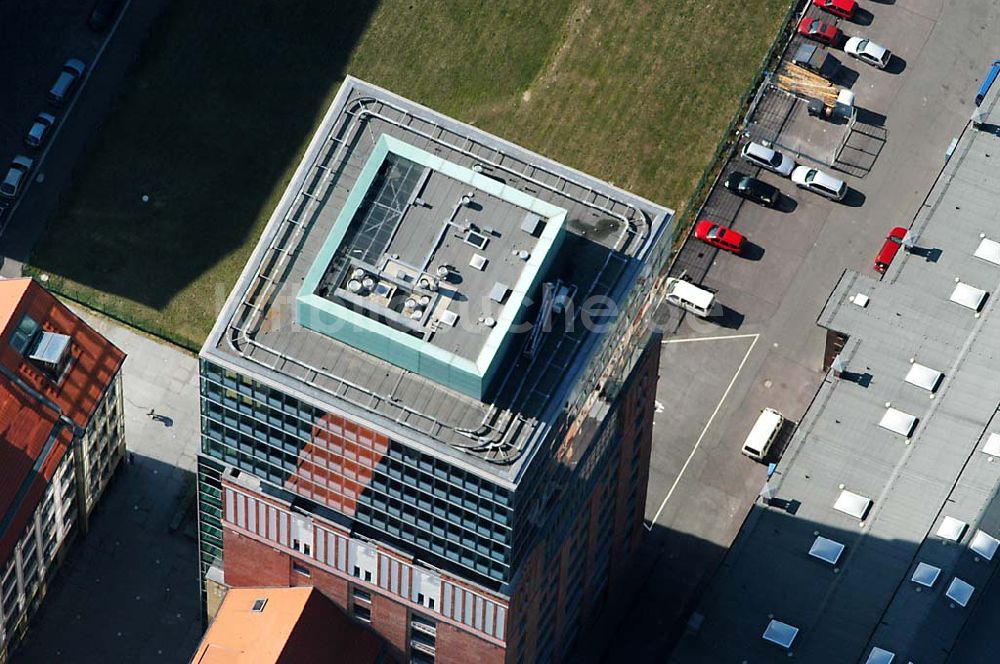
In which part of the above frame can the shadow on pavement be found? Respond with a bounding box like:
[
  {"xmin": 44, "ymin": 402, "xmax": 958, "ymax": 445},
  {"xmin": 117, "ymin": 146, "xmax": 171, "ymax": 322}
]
[
  {"xmin": 713, "ymin": 305, "xmax": 746, "ymax": 330},
  {"xmin": 850, "ymin": 8, "xmax": 874, "ymax": 27},
  {"xmin": 741, "ymin": 242, "xmax": 765, "ymax": 262},
  {"xmin": 841, "ymin": 187, "xmax": 867, "ymax": 207},
  {"xmin": 834, "ymin": 63, "xmax": 861, "ymax": 89},
  {"xmin": 856, "ymin": 107, "xmax": 888, "ymax": 127},
  {"xmin": 774, "ymin": 194, "xmax": 799, "ymax": 214},
  {"xmin": 884, "ymin": 54, "xmax": 907, "ymax": 75},
  {"xmin": 12, "ymin": 454, "xmax": 201, "ymax": 664}
]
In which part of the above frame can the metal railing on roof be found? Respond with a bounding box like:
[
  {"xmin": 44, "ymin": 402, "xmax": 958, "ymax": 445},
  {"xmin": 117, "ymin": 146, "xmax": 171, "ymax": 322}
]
[{"xmin": 221, "ymin": 92, "xmax": 656, "ymax": 465}]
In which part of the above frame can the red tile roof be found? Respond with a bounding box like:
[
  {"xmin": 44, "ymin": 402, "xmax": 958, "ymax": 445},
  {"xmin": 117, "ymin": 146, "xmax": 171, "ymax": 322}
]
[
  {"xmin": 0, "ymin": 278, "xmax": 125, "ymax": 562},
  {"xmin": 0, "ymin": 278, "xmax": 126, "ymax": 427}
]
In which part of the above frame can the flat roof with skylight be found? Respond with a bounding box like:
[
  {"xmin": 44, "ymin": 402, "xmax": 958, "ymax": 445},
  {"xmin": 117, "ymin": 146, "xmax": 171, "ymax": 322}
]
[
  {"xmin": 673, "ymin": 87, "xmax": 1000, "ymax": 663},
  {"xmin": 202, "ymin": 78, "xmax": 673, "ymax": 484},
  {"xmin": 296, "ymin": 134, "xmax": 565, "ymax": 398}
]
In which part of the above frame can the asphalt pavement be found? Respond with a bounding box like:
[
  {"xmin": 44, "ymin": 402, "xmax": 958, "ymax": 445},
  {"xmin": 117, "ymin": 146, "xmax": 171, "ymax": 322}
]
[
  {"xmin": 604, "ymin": 0, "xmax": 1000, "ymax": 660},
  {"xmin": 0, "ymin": 0, "xmax": 173, "ymax": 277},
  {"xmin": 11, "ymin": 306, "xmax": 203, "ymax": 664}
]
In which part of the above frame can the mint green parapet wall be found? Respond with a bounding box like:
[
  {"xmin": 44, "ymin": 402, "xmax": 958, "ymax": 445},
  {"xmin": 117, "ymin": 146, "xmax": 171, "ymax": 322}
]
[
  {"xmin": 295, "ymin": 294, "xmax": 485, "ymax": 397},
  {"xmin": 295, "ymin": 133, "xmax": 566, "ymax": 400}
]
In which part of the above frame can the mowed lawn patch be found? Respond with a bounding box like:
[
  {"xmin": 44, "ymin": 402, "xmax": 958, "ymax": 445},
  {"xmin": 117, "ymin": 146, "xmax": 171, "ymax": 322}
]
[{"xmin": 29, "ymin": 0, "xmax": 790, "ymax": 349}]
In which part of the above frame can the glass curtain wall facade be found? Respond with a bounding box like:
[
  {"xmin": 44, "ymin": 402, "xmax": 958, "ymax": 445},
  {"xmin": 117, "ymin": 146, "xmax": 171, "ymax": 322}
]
[{"xmin": 198, "ymin": 360, "xmax": 514, "ymax": 591}]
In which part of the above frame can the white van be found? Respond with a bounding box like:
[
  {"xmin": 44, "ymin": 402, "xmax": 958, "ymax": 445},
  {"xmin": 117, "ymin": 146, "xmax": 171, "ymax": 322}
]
[
  {"xmin": 664, "ymin": 277, "xmax": 720, "ymax": 318},
  {"xmin": 741, "ymin": 408, "xmax": 784, "ymax": 461}
]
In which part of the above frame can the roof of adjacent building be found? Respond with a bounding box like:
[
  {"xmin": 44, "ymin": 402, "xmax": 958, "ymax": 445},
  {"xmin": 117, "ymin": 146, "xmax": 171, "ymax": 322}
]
[
  {"xmin": 190, "ymin": 587, "xmax": 387, "ymax": 664},
  {"xmin": 0, "ymin": 278, "xmax": 125, "ymax": 561},
  {"xmin": 202, "ymin": 77, "xmax": 673, "ymax": 485},
  {"xmin": 673, "ymin": 92, "xmax": 1000, "ymax": 663}
]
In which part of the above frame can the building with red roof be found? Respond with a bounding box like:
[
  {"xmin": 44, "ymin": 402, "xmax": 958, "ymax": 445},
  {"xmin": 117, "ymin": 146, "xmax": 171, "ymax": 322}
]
[{"xmin": 0, "ymin": 278, "xmax": 126, "ymax": 662}]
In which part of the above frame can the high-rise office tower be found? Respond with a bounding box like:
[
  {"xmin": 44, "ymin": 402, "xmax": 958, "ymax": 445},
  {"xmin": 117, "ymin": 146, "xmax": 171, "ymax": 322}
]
[{"xmin": 197, "ymin": 78, "xmax": 673, "ymax": 664}]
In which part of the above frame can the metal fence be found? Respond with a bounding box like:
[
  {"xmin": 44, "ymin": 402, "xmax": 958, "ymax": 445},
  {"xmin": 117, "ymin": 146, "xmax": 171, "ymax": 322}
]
[{"xmin": 663, "ymin": 0, "xmax": 808, "ymax": 277}]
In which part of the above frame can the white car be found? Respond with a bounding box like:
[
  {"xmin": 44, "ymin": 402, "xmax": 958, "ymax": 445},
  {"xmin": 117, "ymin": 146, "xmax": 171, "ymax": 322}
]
[
  {"xmin": 1, "ymin": 156, "xmax": 34, "ymax": 199},
  {"xmin": 844, "ymin": 37, "xmax": 891, "ymax": 69},
  {"xmin": 740, "ymin": 141, "xmax": 796, "ymax": 177},
  {"xmin": 791, "ymin": 166, "xmax": 847, "ymax": 201}
]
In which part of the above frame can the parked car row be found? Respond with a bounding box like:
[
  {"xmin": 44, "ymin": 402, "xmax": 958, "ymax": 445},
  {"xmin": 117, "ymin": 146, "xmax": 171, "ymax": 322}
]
[
  {"xmin": 0, "ymin": 58, "xmax": 87, "ymax": 202},
  {"xmin": 797, "ymin": 1, "xmax": 892, "ymax": 70},
  {"xmin": 668, "ymin": 0, "xmax": 906, "ymax": 323}
]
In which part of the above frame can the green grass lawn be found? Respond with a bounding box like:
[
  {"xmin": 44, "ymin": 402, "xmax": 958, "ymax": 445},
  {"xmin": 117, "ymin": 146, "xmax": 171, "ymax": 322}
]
[{"xmin": 29, "ymin": 0, "xmax": 792, "ymax": 350}]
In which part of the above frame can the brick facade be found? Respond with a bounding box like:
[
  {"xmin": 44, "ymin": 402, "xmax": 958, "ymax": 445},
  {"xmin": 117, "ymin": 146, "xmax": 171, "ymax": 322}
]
[{"xmin": 217, "ymin": 336, "xmax": 659, "ymax": 664}]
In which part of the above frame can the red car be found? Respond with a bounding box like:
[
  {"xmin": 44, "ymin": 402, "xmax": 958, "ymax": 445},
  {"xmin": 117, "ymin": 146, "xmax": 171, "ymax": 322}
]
[
  {"xmin": 797, "ymin": 17, "xmax": 842, "ymax": 46},
  {"xmin": 694, "ymin": 220, "xmax": 745, "ymax": 254},
  {"xmin": 874, "ymin": 227, "xmax": 907, "ymax": 273},
  {"xmin": 812, "ymin": 0, "xmax": 857, "ymax": 19}
]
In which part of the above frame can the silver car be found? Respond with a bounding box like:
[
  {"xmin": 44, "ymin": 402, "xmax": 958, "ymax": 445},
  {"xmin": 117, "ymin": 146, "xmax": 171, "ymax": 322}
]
[
  {"xmin": 791, "ymin": 166, "xmax": 847, "ymax": 201},
  {"xmin": 25, "ymin": 113, "xmax": 57, "ymax": 149},
  {"xmin": 1, "ymin": 156, "xmax": 34, "ymax": 199},
  {"xmin": 844, "ymin": 37, "xmax": 891, "ymax": 70},
  {"xmin": 740, "ymin": 141, "xmax": 796, "ymax": 177}
]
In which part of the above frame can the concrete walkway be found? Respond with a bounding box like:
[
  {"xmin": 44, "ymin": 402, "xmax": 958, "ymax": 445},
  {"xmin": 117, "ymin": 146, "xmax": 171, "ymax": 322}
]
[{"xmin": 12, "ymin": 305, "xmax": 203, "ymax": 664}]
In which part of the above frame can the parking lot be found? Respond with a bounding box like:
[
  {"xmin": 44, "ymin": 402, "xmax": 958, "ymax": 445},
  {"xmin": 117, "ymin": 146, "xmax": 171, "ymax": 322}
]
[
  {"xmin": 0, "ymin": 0, "xmax": 171, "ymax": 273},
  {"xmin": 603, "ymin": 0, "xmax": 1000, "ymax": 660}
]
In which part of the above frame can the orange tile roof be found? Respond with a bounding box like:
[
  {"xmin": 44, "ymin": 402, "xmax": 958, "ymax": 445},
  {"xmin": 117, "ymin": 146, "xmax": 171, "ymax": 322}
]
[
  {"xmin": 0, "ymin": 278, "xmax": 124, "ymax": 561},
  {"xmin": 191, "ymin": 587, "xmax": 386, "ymax": 664}
]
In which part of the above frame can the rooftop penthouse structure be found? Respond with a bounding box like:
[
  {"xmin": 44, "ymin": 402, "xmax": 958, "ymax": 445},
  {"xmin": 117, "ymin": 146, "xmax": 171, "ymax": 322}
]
[{"xmin": 198, "ymin": 77, "xmax": 674, "ymax": 664}]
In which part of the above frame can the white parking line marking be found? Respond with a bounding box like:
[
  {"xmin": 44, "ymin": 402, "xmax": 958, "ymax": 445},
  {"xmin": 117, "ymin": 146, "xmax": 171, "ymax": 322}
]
[
  {"xmin": 646, "ymin": 333, "xmax": 760, "ymax": 530},
  {"xmin": 662, "ymin": 333, "xmax": 760, "ymax": 344}
]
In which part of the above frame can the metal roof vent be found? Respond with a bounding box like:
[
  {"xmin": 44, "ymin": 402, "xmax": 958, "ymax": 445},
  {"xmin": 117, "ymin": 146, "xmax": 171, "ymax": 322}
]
[
  {"xmin": 490, "ymin": 282, "xmax": 511, "ymax": 304},
  {"xmin": 469, "ymin": 254, "xmax": 488, "ymax": 271},
  {"xmin": 29, "ymin": 332, "xmax": 71, "ymax": 376}
]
